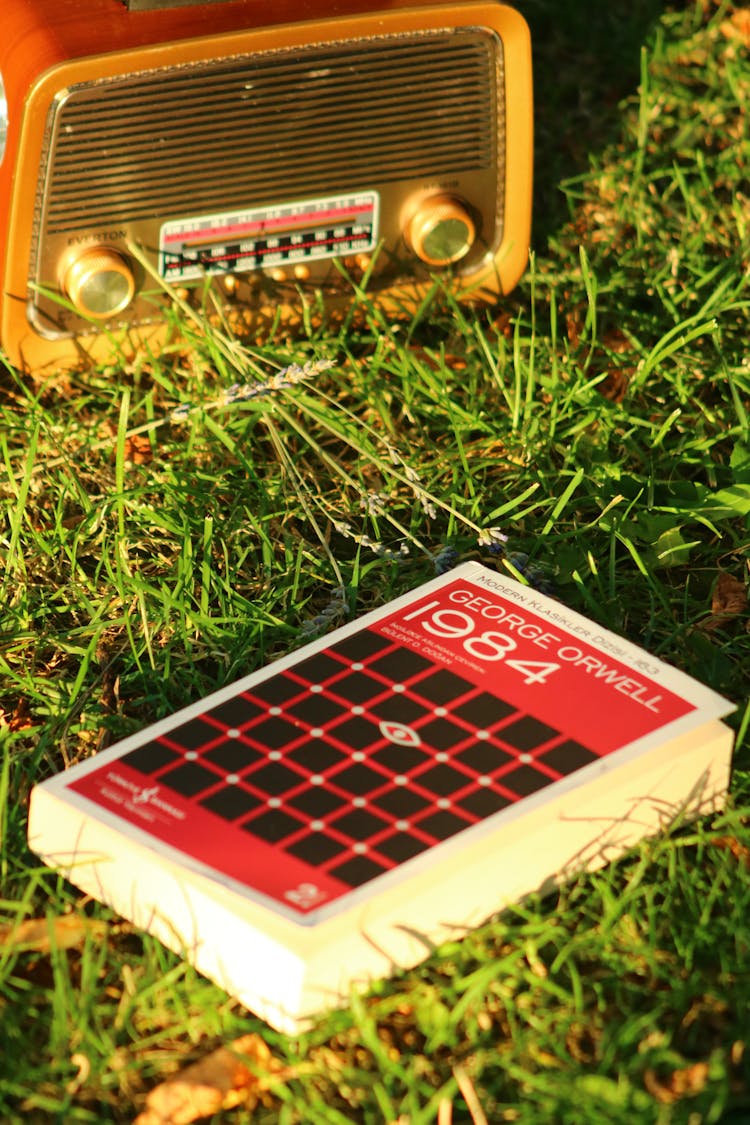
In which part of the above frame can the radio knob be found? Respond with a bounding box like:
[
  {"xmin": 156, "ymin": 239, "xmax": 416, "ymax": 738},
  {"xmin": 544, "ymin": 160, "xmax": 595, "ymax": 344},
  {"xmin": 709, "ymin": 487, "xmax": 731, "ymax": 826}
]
[
  {"xmin": 406, "ymin": 195, "xmax": 476, "ymax": 266},
  {"xmin": 62, "ymin": 248, "xmax": 135, "ymax": 319}
]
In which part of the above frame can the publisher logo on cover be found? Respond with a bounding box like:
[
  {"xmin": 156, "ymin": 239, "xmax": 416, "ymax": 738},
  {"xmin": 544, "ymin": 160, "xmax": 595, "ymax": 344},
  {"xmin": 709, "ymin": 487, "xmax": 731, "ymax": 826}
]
[{"xmin": 103, "ymin": 771, "xmax": 186, "ymax": 821}]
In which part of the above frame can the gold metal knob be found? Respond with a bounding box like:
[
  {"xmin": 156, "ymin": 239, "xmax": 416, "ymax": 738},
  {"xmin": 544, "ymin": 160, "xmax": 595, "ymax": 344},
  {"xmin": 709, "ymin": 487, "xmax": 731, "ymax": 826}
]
[
  {"xmin": 406, "ymin": 195, "xmax": 476, "ymax": 266},
  {"xmin": 62, "ymin": 248, "xmax": 135, "ymax": 319}
]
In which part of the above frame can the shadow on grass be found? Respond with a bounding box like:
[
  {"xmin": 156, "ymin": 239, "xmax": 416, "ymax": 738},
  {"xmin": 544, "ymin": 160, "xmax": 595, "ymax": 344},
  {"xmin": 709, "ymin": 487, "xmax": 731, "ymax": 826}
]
[{"xmin": 525, "ymin": 0, "xmax": 671, "ymax": 244}]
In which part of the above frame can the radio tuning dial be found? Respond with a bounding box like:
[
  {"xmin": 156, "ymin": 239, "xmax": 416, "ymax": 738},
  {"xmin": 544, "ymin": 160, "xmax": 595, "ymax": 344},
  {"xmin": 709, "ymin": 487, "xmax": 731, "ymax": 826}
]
[
  {"xmin": 406, "ymin": 195, "xmax": 476, "ymax": 267},
  {"xmin": 62, "ymin": 247, "xmax": 136, "ymax": 320}
]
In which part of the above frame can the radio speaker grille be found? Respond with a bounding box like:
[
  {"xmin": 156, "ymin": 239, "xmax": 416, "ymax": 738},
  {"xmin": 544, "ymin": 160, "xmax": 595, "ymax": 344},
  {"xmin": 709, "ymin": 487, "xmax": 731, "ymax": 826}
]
[{"xmin": 42, "ymin": 31, "xmax": 500, "ymax": 233}]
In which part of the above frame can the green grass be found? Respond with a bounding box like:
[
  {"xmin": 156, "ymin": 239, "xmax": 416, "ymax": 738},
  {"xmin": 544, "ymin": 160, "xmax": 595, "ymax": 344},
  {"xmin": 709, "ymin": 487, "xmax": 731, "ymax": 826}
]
[{"xmin": 1, "ymin": 0, "xmax": 749, "ymax": 1121}]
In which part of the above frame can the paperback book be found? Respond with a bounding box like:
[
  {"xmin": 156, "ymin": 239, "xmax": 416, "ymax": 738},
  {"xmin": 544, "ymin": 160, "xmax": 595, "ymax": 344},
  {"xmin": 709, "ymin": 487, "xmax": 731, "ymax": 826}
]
[{"xmin": 28, "ymin": 562, "xmax": 735, "ymax": 1032}]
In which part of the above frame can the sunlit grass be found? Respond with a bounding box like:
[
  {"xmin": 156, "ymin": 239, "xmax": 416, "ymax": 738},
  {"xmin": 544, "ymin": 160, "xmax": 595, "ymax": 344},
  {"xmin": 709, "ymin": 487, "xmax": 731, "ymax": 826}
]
[{"xmin": 1, "ymin": 1, "xmax": 749, "ymax": 1121}]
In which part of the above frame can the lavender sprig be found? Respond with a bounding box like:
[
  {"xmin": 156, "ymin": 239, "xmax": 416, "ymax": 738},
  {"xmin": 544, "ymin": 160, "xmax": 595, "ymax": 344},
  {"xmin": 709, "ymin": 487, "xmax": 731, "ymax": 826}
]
[
  {"xmin": 506, "ymin": 552, "xmax": 555, "ymax": 595},
  {"xmin": 299, "ymin": 586, "xmax": 350, "ymax": 637},
  {"xmin": 477, "ymin": 527, "xmax": 509, "ymax": 553},
  {"xmin": 432, "ymin": 545, "xmax": 460, "ymax": 575},
  {"xmin": 333, "ymin": 521, "xmax": 410, "ymax": 561},
  {"xmin": 169, "ymin": 358, "xmax": 335, "ymax": 422}
]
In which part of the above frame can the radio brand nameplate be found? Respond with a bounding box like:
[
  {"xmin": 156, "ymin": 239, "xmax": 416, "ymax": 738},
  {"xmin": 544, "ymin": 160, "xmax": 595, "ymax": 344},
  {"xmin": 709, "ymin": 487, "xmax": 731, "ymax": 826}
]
[{"xmin": 159, "ymin": 192, "xmax": 379, "ymax": 283}]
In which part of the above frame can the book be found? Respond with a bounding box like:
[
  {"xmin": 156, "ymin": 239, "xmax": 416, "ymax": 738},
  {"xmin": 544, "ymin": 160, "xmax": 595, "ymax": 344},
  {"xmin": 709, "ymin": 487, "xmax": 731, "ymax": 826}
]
[{"xmin": 28, "ymin": 562, "xmax": 735, "ymax": 1033}]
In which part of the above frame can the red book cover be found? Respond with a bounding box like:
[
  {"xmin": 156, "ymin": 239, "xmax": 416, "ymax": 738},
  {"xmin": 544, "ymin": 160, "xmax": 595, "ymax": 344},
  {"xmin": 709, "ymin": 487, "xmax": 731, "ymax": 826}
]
[{"xmin": 37, "ymin": 563, "xmax": 733, "ymax": 925}]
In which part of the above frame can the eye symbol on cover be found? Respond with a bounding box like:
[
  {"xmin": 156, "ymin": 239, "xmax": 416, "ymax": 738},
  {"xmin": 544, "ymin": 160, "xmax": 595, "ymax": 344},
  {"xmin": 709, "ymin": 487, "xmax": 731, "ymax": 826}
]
[{"xmin": 378, "ymin": 721, "xmax": 422, "ymax": 747}]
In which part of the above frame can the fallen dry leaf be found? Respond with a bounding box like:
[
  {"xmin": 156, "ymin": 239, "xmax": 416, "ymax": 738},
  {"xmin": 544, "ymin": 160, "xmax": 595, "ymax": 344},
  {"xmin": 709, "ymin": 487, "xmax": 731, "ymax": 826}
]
[
  {"xmin": 0, "ymin": 698, "xmax": 34, "ymax": 732},
  {"xmin": 565, "ymin": 1021, "xmax": 600, "ymax": 1064},
  {"xmin": 597, "ymin": 367, "xmax": 633, "ymax": 402},
  {"xmin": 602, "ymin": 329, "xmax": 632, "ymax": 353},
  {"xmin": 702, "ymin": 571, "xmax": 748, "ymax": 631},
  {"xmin": 595, "ymin": 330, "xmax": 637, "ymax": 401},
  {"xmin": 562, "ymin": 315, "xmax": 636, "ymax": 401},
  {"xmin": 712, "ymin": 571, "xmax": 748, "ymax": 616},
  {"xmin": 409, "ymin": 347, "xmax": 468, "ymax": 373},
  {"xmin": 133, "ymin": 1033, "xmax": 290, "ymax": 1125},
  {"xmin": 0, "ymin": 914, "xmax": 107, "ymax": 953},
  {"xmin": 491, "ymin": 311, "xmax": 513, "ymax": 339},
  {"xmin": 643, "ymin": 1061, "xmax": 709, "ymax": 1103},
  {"xmin": 123, "ymin": 433, "xmax": 154, "ymax": 464},
  {"xmin": 565, "ymin": 311, "xmax": 583, "ymax": 349},
  {"xmin": 721, "ymin": 8, "xmax": 750, "ymax": 44},
  {"xmin": 711, "ymin": 835, "xmax": 750, "ymax": 868}
]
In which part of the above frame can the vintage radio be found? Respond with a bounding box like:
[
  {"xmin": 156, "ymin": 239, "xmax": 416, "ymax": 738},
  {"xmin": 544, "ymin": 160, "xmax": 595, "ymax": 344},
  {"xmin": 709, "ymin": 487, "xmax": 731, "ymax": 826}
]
[{"xmin": 0, "ymin": 0, "xmax": 532, "ymax": 373}]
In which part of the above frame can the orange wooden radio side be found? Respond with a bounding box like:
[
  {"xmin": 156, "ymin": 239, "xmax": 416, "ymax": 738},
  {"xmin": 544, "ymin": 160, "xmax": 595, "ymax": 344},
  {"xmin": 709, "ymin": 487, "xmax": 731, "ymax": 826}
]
[{"xmin": 0, "ymin": 0, "xmax": 532, "ymax": 372}]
